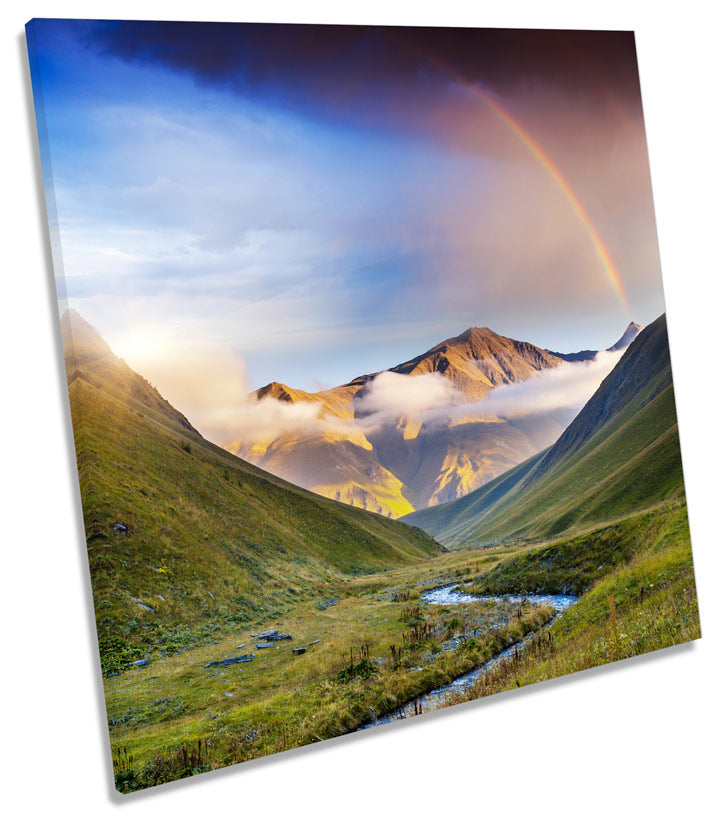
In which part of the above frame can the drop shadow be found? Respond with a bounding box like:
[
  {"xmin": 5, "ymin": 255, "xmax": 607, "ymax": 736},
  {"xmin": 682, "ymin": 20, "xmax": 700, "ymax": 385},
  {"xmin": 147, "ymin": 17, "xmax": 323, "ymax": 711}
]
[
  {"xmin": 115, "ymin": 636, "xmax": 697, "ymax": 803},
  {"xmin": 18, "ymin": 26, "xmax": 701, "ymax": 806},
  {"xmin": 18, "ymin": 29, "xmax": 120, "ymax": 803}
]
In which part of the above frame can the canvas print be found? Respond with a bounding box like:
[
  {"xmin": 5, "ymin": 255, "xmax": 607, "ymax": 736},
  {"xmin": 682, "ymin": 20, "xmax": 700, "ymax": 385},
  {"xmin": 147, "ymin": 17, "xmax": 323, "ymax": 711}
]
[{"xmin": 26, "ymin": 19, "xmax": 701, "ymax": 792}]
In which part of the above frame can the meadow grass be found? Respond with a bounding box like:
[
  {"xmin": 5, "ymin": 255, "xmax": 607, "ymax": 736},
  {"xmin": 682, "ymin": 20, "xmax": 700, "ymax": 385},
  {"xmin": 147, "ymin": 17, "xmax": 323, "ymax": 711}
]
[
  {"xmin": 441, "ymin": 503, "xmax": 700, "ymax": 707},
  {"xmin": 70, "ymin": 377, "xmax": 441, "ymax": 673},
  {"xmin": 106, "ymin": 544, "xmax": 548, "ymax": 791},
  {"xmin": 104, "ymin": 500, "xmax": 699, "ymax": 792}
]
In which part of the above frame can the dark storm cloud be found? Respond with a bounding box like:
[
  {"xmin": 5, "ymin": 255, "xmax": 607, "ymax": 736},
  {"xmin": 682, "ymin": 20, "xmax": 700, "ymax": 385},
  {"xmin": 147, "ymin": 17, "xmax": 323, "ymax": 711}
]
[{"xmin": 83, "ymin": 21, "xmax": 642, "ymax": 120}]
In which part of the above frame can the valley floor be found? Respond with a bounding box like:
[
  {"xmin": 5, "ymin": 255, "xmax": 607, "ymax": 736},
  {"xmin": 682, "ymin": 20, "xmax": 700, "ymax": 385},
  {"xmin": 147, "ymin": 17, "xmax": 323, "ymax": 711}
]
[{"xmin": 108, "ymin": 500, "xmax": 700, "ymax": 793}]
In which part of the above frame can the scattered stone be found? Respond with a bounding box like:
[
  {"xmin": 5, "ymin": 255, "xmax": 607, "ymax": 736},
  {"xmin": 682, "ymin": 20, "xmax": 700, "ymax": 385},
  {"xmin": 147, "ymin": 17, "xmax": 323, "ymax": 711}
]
[
  {"xmin": 250, "ymin": 629, "xmax": 292, "ymax": 642},
  {"xmin": 307, "ymin": 639, "xmax": 320, "ymax": 646},
  {"xmin": 204, "ymin": 654, "xmax": 254, "ymax": 668},
  {"xmin": 106, "ymin": 672, "xmax": 120, "ymax": 678},
  {"xmin": 292, "ymin": 647, "xmax": 306, "ymax": 655},
  {"xmin": 113, "ymin": 523, "xmax": 128, "ymax": 533},
  {"xmin": 157, "ymin": 594, "xmax": 166, "ymax": 602},
  {"xmin": 208, "ymin": 592, "xmax": 215, "ymax": 600},
  {"xmin": 136, "ymin": 603, "xmax": 154, "ymax": 612},
  {"xmin": 251, "ymin": 629, "xmax": 279, "ymax": 640},
  {"xmin": 441, "ymin": 635, "xmax": 467, "ymax": 652},
  {"xmin": 236, "ymin": 644, "xmax": 246, "ymax": 650},
  {"xmin": 223, "ymin": 692, "xmax": 235, "ymax": 697},
  {"xmin": 129, "ymin": 659, "xmax": 149, "ymax": 668},
  {"xmin": 326, "ymin": 598, "xmax": 339, "ymax": 607},
  {"xmin": 256, "ymin": 642, "xmax": 274, "ymax": 649}
]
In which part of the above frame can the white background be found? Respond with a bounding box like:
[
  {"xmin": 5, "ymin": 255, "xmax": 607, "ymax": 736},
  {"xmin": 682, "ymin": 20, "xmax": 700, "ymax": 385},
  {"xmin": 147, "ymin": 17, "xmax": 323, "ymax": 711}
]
[{"xmin": 2, "ymin": 1, "xmax": 718, "ymax": 816}]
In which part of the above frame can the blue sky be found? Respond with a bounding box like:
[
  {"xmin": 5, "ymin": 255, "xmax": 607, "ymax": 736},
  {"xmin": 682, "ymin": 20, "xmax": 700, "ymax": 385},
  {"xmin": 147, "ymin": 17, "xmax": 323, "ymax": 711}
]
[{"xmin": 28, "ymin": 20, "xmax": 666, "ymax": 396}]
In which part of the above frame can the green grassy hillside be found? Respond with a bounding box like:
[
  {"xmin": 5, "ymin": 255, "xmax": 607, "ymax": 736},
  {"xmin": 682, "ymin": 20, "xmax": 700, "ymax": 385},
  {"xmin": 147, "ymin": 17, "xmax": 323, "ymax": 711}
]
[
  {"xmin": 404, "ymin": 315, "xmax": 686, "ymax": 547},
  {"xmin": 443, "ymin": 501, "xmax": 699, "ymax": 707},
  {"xmin": 63, "ymin": 312, "xmax": 442, "ymax": 672}
]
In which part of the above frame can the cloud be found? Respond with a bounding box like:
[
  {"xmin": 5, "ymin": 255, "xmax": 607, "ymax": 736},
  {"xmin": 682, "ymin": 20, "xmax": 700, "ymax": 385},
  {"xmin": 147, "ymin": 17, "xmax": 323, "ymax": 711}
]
[
  {"xmin": 41, "ymin": 21, "xmax": 663, "ymax": 395},
  {"xmin": 354, "ymin": 370, "xmax": 463, "ymax": 431},
  {"xmin": 455, "ymin": 350, "xmax": 624, "ymax": 421},
  {"xmin": 113, "ymin": 321, "xmax": 623, "ymax": 454},
  {"xmin": 83, "ymin": 22, "xmax": 643, "ymax": 125},
  {"xmin": 351, "ymin": 350, "xmax": 623, "ymax": 433}
]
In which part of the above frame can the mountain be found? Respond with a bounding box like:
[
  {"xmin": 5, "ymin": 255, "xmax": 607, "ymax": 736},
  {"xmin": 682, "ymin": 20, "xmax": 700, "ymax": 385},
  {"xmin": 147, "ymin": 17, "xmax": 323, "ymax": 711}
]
[
  {"xmin": 607, "ymin": 321, "xmax": 643, "ymax": 352},
  {"xmin": 61, "ymin": 311, "xmax": 442, "ymax": 671},
  {"xmin": 231, "ymin": 324, "xmax": 638, "ymax": 516},
  {"xmin": 550, "ymin": 321, "xmax": 642, "ymax": 362},
  {"xmin": 62, "ymin": 309, "xmax": 198, "ymax": 433},
  {"xmin": 403, "ymin": 315, "xmax": 684, "ymax": 547}
]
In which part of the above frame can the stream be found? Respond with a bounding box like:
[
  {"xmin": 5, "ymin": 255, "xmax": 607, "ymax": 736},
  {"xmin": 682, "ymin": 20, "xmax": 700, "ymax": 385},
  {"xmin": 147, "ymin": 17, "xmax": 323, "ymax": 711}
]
[{"xmin": 360, "ymin": 585, "xmax": 577, "ymax": 729}]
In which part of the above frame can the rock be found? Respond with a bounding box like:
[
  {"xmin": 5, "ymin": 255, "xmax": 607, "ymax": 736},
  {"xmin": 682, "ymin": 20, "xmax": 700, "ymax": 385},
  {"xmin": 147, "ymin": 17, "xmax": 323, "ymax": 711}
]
[
  {"xmin": 106, "ymin": 672, "xmax": 120, "ymax": 678},
  {"xmin": 326, "ymin": 598, "xmax": 339, "ymax": 607},
  {"xmin": 256, "ymin": 642, "xmax": 274, "ymax": 649},
  {"xmin": 249, "ymin": 629, "xmax": 292, "ymax": 642},
  {"xmin": 292, "ymin": 647, "xmax": 306, "ymax": 655},
  {"xmin": 136, "ymin": 603, "xmax": 154, "ymax": 612},
  {"xmin": 129, "ymin": 659, "xmax": 149, "ymax": 668},
  {"xmin": 236, "ymin": 644, "xmax": 246, "ymax": 649},
  {"xmin": 307, "ymin": 639, "xmax": 320, "ymax": 646},
  {"xmin": 204, "ymin": 654, "xmax": 254, "ymax": 668},
  {"xmin": 223, "ymin": 692, "xmax": 235, "ymax": 697},
  {"xmin": 251, "ymin": 629, "xmax": 279, "ymax": 640},
  {"xmin": 113, "ymin": 523, "xmax": 128, "ymax": 533}
]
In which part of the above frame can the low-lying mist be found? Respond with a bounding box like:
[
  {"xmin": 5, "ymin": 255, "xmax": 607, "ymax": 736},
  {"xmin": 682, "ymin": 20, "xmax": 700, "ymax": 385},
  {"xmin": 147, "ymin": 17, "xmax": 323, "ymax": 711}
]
[{"xmin": 128, "ymin": 341, "xmax": 624, "ymax": 450}]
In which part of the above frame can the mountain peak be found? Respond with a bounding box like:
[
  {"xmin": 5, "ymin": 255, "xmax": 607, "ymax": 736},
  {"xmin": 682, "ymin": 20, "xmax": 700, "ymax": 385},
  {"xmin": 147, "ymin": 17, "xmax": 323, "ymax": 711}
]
[
  {"xmin": 455, "ymin": 326, "xmax": 499, "ymax": 343},
  {"xmin": 607, "ymin": 321, "xmax": 643, "ymax": 352},
  {"xmin": 61, "ymin": 308, "xmax": 113, "ymax": 364},
  {"xmin": 256, "ymin": 381, "xmax": 296, "ymax": 403}
]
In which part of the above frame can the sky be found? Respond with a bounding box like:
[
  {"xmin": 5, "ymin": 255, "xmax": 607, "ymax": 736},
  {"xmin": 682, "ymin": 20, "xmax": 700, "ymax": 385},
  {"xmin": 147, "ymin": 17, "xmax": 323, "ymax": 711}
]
[{"xmin": 29, "ymin": 21, "xmax": 666, "ymax": 411}]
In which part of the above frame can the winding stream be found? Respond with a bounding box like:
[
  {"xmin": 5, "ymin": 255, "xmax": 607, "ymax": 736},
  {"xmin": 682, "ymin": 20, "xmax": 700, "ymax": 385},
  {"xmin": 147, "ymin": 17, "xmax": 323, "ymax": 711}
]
[{"xmin": 360, "ymin": 585, "xmax": 577, "ymax": 729}]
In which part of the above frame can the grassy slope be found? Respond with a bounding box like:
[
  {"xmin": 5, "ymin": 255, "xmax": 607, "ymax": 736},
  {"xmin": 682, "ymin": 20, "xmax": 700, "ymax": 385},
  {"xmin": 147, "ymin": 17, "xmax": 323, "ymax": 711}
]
[
  {"xmin": 468, "ymin": 500, "xmax": 689, "ymax": 596},
  {"xmin": 445, "ymin": 502, "xmax": 700, "ymax": 706},
  {"xmin": 64, "ymin": 318, "xmax": 441, "ymax": 672},
  {"xmin": 108, "ymin": 580, "xmax": 554, "ymax": 791},
  {"xmin": 404, "ymin": 315, "xmax": 685, "ymax": 547}
]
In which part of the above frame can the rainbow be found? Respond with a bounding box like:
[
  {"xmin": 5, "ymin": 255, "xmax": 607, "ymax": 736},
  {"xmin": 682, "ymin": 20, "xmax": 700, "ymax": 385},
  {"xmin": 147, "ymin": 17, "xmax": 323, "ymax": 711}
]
[{"xmin": 431, "ymin": 59, "xmax": 631, "ymax": 314}]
